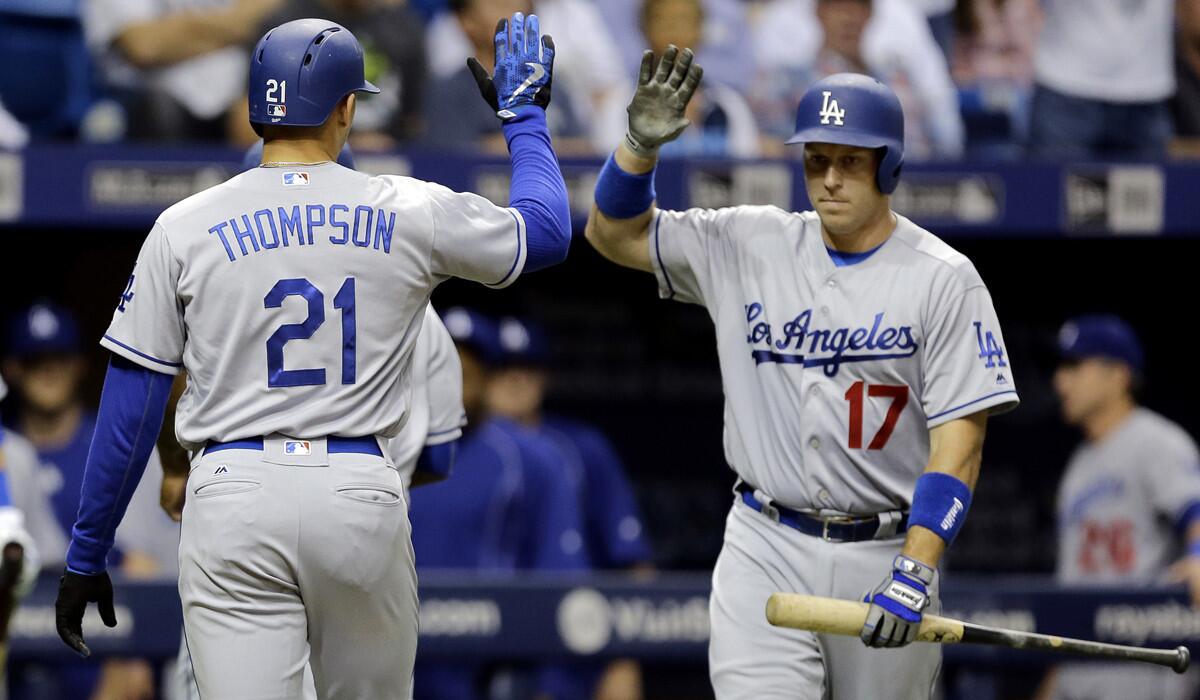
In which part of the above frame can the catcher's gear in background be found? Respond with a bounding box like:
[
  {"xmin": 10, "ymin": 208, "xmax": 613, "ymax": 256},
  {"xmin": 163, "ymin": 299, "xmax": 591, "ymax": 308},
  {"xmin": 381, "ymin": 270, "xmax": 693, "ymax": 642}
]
[
  {"xmin": 468, "ymin": 12, "xmax": 554, "ymax": 119},
  {"xmin": 786, "ymin": 73, "xmax": 905, "ymax": 194},
  {"xmin": 248, "ymin": 18, "xmax": 380, "ymax": 129},
  {"xmin": 55, "ymin": 570, "xmax": 116, "ymax": 657},
  {"xmin": 624, "ymin": 45, "xmax": 703, "ymax": 156},
  {"xmin": 861, "ymin": 555, "xmax": 934, "ymax": 648}
]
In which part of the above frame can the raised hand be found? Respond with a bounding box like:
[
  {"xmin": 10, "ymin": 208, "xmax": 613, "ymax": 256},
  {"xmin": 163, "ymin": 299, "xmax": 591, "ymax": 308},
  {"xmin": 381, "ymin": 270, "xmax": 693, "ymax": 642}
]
[
  {"xmin": 625, "ymin": 45, "xmax": 704, "ymax": 156},
  {"xmin": 468, "ymin": 12, "xmax": 555, "ymax": 120}
]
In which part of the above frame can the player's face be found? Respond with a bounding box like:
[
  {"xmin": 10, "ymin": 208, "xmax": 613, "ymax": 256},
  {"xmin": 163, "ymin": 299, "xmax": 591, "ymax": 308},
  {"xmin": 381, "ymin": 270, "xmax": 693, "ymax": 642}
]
[
  {"xmin": 8, "ymin": 354, "xmax": 85, "ymax": 413},
  {"xmin": 1053, "ymin": 358, "xmax": 1132, "ymax": 425},
  {"xmin": 486, "ymin": 367, "xmax": 546, "ymax": 422},
  {"xmin": 803, "ymin": 143, "xmax": 888, "ymax": 237}
]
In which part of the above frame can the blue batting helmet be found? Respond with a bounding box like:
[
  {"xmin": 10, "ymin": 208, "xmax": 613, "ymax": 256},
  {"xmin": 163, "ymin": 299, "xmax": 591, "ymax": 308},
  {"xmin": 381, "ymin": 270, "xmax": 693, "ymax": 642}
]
[
  {"xmin": 248, "ymin": 19, "xmax": 379, "ymax": 131},
  {"xmin": 1058, "ymin": 315, "xmax": 1144, "ymax": 373},
  {"xmin": 786, "ymin": 73, "xmax": 905, "ymax": 194}
]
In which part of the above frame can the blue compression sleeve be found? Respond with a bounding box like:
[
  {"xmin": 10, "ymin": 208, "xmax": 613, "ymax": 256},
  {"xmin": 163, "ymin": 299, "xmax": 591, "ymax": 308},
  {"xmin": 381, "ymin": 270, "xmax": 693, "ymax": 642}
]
[
  {"xmin": 502, "ymin": 107, "xmax": 571, "ymax": 272},
  {"xmin": 414, "ymin": 440, "xmax": 458, "ymax": 482},
  {"xmin": 0, "ymin": 471, "xmax": 11, "ymax": 508},
  {"xmin": 66, "ymin": 355, "xmax": 174, "ymax": 574}
]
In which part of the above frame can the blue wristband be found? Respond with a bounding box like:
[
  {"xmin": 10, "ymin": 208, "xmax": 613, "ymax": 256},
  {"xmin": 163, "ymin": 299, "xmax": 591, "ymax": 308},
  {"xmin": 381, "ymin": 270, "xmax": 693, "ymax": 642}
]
[
  {"xmin": 909, "ymin": 472, "xmax": 973, "ymax": 545},
  {"xmin": 594, "ymin": 153, "xmax": 656, "ymax": 220}
]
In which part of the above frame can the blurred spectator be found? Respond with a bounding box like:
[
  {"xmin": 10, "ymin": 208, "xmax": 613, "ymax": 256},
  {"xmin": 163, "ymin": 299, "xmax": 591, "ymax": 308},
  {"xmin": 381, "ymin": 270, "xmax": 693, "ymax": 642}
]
[
  {"xmin": 595, "ymin": 0, "xmax": 756, "ymax": 97},
  {"xmin": 0, "ymin": 1, "xmax": 92, "ymax": 142},
  {"xmin": 259, "ymin": 0, "xmax": 428, "ymax": 149},
  {"xmin": 1172, "ymin": 0, "xmax": 1200, "ymax": 153},
  {"xmin": 423, "ymin": 0, "xmax": 623, "ymax": 153},
  {"xmin": 409, "ymin": 308, "xmax": 588, "ymax": 700},
  {"xmin": 950, "ymin": 0, "xmax": 1041, "ymax": 158},
  {"xmin": 81, "ymin": 0, "xmax": 284, "ymax": 144},
  {"xmin": 596, "ymin": 0, "xmax": 761, "ymax": 157},
  {"xmin": 489, "ymin": 315, "xmax": 652, "ymax": 700},
  {"xmin": 902, "ymin": 0, "xmax": 955, "ymax": 56},
  {"xmin": 752, "ymin": 0, "xmax": 964, "ymax": 159},
  {"xmin": 1035, "ymin": 316, "xmax": 1200, "ymax": 700},
  {"xmin": 1029, "ymin": 0, "xmax": 1175, "ymax": 159},
  {"xmin": 2, "ymin": 302, "xmax": 177, "ymax": 700}
]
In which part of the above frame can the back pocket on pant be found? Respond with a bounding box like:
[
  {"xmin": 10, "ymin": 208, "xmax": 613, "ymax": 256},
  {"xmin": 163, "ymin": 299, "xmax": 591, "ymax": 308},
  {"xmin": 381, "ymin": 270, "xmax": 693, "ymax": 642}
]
[
  {"xmin": 335, "ymin": 483, "xmax": 403, "ymax": 506},
  {"xmin": 193, "ymin": 478, "xmax": 262, "ymax": 499}
]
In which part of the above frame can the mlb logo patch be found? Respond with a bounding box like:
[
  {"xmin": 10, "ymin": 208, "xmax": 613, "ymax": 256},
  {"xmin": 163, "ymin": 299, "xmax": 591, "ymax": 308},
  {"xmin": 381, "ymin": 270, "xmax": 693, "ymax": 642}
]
[
  {"xmin": 267, "ymin": 104, "xmax": 286, "ymax": 117},
  {"xmin": 284, "ymin": 440, "xmax": 312, "ymax": 456},
  {"xmin": 282, "ymin": 172, "xmax": 309, "ymax": 187}
]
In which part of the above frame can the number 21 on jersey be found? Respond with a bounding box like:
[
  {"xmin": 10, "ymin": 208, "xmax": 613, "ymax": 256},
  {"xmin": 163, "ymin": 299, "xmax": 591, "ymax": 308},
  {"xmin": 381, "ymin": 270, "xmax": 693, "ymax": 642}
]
[{"xmin": 264, "ymin": 277, "xmax": 356, "ymax": 388}]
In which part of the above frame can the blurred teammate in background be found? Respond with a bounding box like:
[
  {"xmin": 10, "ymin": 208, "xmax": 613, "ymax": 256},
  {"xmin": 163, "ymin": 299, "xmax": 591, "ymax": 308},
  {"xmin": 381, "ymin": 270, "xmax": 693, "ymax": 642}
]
[
  {"xmin": 409, "ymin": 307, "xmax": 588, "ymax": 700},
  {"xmin": 0, "ymin": 373, "xmax": 41, "ymax": 698},
  {"xmin": 3, "ymin": 302, "xmax": 175, "ymax": 700},
  {"xmin": 1037, "ymin": 316, "xmax": 1200, "ymax": 700},
  {"xmin": 489, "ymin": 315, "xmax": 653, "ymax": 700}
]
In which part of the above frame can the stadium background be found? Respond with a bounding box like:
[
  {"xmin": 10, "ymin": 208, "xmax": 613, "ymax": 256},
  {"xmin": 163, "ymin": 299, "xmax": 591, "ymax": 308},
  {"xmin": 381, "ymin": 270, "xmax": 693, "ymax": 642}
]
[{"xmin": 2, "ymin": 0, "xmax": 1200, "ymax": 698}]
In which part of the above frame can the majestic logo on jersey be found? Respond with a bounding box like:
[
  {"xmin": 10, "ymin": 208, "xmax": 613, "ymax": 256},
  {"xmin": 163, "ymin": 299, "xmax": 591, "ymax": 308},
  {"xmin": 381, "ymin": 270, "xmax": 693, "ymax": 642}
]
[
  {"xmin": 819, "ymin": 91, "xmax": 845, "ymax": 126},
  {"xmin": 214, "ymin": 464, "xmax": 229, "ymax": 475},
  {"xmin": 973, "ymin": 322, "xmax": 1007, "ymax": 368},
  {"xmin": 117, "ymin": 271, "xmax": 135, "ymax": 313},
  {"xmin": 282, "ymin": 172, "xmax": 309, "ymax": 187},
  {"xmin": 284, "ymin": 440, "xmax": 312, "ymax": 456},
  {"xmin": 744, "ymin": 303, "xmax": 918, "ymax": 376}
]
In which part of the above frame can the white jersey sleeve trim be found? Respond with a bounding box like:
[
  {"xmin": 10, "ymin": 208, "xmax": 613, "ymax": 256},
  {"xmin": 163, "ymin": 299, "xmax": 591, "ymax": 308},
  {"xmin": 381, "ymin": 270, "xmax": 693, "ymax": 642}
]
[
  {"xmin": 100, "ymin": 335, "xmax": 182, "ymax": 375},
  {"xmin": 424, "ymin": 423, "xmax": 465, "ymax": 447},
  {"xmin": 648, "ymin": 211, "xmax": 676, "ymax": 300},
  {"xmin": 926, "ymin": 389, "xmax": 1019, "ymax": 428},
  {"xmin": 483, "ymin": 209, "xmax": 528, "ymax": 289}
]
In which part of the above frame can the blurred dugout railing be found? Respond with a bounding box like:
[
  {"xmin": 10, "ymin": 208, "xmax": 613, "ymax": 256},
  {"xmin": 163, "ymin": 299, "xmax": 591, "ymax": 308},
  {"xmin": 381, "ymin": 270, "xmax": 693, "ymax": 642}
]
[
  {"xmin": 0, "ymin": 147, "xmax": 1197, "ymax": 236},
  {"xmin": 8, "ymin": 572, "xmax": 1200, "ymax": 670}
]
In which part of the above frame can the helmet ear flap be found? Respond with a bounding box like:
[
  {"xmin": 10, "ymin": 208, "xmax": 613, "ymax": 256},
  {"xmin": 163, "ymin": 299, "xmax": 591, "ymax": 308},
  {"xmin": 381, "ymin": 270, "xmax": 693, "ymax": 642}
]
[{"xmin": 877, "ymin": 146, "xmax": 903, "ymax": 195}]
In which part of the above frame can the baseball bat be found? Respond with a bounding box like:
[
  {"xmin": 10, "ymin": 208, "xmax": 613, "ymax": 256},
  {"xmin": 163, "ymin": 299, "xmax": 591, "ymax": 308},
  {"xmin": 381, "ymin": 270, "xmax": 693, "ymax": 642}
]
[{"xmin": 766, "ymin": 593, "xmax": 1191, "ymax": 673}]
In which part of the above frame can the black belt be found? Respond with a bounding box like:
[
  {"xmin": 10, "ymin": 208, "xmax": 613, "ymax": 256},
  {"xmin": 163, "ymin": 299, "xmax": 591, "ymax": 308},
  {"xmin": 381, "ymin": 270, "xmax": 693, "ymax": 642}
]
[
  {"xmin": 735, "ymin": 481, "xmax": 907, "ymax": 542},
  {"xmin": 204, "ymin": 436, "xmax": 382, "ymax": 457}
]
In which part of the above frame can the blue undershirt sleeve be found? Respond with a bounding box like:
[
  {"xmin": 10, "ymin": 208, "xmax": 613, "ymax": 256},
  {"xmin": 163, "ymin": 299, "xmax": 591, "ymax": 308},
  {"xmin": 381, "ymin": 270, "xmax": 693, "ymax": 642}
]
[
  {"xmin": 414, "ymin": 440, "xmax": 458, "ymax": 483},
  {"xmin": 66, "ymin": 355, "xmax": 174, "ymax": 574},
  {"xmin": 502, "ymin": 107, "xmax": 571, "ymax": 272}
]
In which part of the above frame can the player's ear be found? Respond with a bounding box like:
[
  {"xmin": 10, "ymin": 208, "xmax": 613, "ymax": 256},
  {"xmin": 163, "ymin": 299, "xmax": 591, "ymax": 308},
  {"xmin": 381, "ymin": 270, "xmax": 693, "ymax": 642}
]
[{"xmin": 340, "ymin": 94, "xmax": 356, "ymax": 128}]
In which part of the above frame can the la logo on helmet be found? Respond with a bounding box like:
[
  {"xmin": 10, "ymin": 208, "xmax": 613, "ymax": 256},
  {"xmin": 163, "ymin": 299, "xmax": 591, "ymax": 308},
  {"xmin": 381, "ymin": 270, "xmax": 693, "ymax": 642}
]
[{"xmin": 819, "ymin": 91, "xmax": 845, "ymax": 126}]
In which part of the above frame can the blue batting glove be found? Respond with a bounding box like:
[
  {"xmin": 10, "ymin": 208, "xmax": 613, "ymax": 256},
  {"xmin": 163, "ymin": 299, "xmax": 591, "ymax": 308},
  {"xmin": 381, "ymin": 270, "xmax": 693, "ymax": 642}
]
[
  {"xmin": 467, "ymin": 12, "xmax": 555, "ymax": 120},
  {"xmin": 860, "ymin": 555, "xmax": 934, "ymax": 648}
]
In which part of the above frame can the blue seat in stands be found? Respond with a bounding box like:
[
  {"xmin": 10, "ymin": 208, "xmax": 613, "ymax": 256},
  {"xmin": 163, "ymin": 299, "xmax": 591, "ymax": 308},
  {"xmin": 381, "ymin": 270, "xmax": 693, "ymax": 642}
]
[{"xmin": 0, "ymin": 8, "xmax": 92, "ymax": 140}]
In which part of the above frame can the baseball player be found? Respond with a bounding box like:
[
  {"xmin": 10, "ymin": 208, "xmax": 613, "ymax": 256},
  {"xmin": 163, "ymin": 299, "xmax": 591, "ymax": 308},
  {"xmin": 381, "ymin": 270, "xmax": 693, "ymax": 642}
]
[
  {"xmin": 489, "ymin": 315, "xmax": 653, "ymax": 699},
  {"xmin": 586, "ymin": 55, "xmax": 1019, "ymax": 698},
  {"xmin": 52, "ymin": 13, "xmax": 569, "ymax": 699},
  {"xmin": 409, "ymin": 307, "xmax": 588, "ymax": 700},
  {"xmin": 1036, "ymin": 316, "xmax": 1200, "ymax": 700},
  {"xmin": 0, "ymin": 374, "xmax": 41, "ymax": 688}
]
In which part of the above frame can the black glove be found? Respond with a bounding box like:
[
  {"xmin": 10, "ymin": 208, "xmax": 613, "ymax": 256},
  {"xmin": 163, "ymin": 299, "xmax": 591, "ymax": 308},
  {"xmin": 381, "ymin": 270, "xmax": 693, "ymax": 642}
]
[
  {"xmin": 55, "ymin": 569, "xmax": 117, "ymax": 657},
  {"xmin": 467, "ymin": 12, "xmax": 555, "ymax": 119}
]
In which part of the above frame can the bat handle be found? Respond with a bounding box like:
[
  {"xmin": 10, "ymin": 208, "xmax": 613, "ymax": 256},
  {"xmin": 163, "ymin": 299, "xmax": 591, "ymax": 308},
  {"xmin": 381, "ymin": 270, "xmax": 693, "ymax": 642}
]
[{"xmin": 1173, "ymin": 645, "xmax": 1190, "ymax": 674}]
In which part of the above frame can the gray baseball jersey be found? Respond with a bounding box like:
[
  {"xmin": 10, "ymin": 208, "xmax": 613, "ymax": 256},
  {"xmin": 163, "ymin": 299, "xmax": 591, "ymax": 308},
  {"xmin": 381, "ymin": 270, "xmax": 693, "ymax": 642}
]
[
  {"xmin": 102, "ymin": 163, "xmax": 525, "ymax": 449},
  {"xmin": 387, "ymin": 304, "xmax": 465, "ymax": 486},
  {"xmin": 650, "ymin": 207, "xmax": 1019, "ymax": 514},
  {"xmin": 1056, "ymin": 408, "xmax": 1200, "ymax": 583}
]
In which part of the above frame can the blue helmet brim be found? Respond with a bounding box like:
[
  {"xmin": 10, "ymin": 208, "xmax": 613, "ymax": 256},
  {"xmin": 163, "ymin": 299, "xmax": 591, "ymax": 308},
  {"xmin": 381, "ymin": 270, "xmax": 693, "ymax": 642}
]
[
  {"xmin": 360, "ymin": 79, "xmax": 380, "ymax": 95},
  {"xmin": 785, "ymin": 126, "xmax": 896, "ymax": 150}
]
